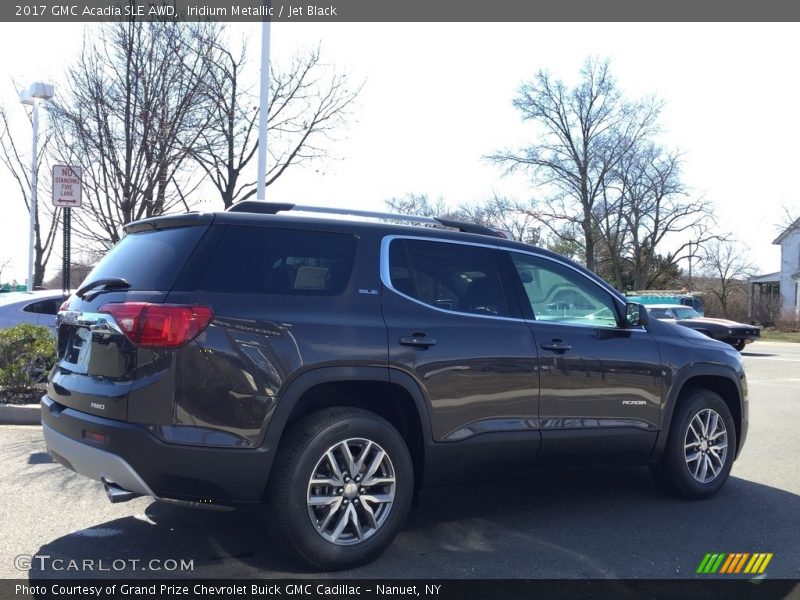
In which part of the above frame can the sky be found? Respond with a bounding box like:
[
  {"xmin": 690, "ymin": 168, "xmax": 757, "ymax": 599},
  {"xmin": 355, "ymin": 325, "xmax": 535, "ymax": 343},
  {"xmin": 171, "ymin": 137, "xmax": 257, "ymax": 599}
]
[{"xmin": 0, "ymin": 22, "xmax": 797, "ymax": 284}]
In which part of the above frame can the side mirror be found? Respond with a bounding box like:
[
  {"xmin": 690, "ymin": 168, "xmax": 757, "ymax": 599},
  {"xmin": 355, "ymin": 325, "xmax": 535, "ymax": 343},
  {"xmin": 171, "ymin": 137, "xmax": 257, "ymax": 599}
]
[{"xmin": 625, "ymin": 302, "xmax": 649, "ymax": 328}]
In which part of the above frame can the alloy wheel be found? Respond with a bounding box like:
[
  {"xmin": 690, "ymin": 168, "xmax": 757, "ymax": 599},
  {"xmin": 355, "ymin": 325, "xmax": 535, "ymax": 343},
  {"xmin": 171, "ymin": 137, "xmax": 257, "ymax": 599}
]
[
  {"xmin": 306, "ymin": 438, "xmax": 396, "ymax": 545},
  {"xmin": 684, "ymin": 408, "xmax": 728, "ymax": 483}
]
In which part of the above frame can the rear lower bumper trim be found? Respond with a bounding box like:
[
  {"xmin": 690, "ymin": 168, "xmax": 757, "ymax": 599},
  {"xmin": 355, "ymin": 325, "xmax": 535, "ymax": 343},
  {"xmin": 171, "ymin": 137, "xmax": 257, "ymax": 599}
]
[{"xmin": 43, "ymin": 422, "xmax": 155, "ymax": 497}]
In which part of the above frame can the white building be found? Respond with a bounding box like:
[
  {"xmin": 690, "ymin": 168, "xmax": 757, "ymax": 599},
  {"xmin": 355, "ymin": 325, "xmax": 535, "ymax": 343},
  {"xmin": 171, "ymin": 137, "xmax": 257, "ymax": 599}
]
[{"xmin": 752, "ymin": 218, "xmax": 800, "ymax": 324}]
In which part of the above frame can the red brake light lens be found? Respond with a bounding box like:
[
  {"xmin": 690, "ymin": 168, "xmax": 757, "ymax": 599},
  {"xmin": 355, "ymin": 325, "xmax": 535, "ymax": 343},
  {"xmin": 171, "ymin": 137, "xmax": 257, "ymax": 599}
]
[
  {"xmin": 99, "ymin": 303, "xmax": 213, "ymax": 348},
  {"xmin": 59, "ymin": 300, "xmax": 70, "ymax": 311}
]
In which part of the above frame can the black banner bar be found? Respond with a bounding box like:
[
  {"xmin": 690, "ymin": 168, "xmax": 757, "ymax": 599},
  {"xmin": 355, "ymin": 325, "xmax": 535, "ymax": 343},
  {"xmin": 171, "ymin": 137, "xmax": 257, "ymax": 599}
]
[
  {"xmin": 4, "ymin": 0, "xmax": 800, "ymax": 22},
  {"xmin": 1, "ymin": 579, "xmax": 798, "ymax": 600}
]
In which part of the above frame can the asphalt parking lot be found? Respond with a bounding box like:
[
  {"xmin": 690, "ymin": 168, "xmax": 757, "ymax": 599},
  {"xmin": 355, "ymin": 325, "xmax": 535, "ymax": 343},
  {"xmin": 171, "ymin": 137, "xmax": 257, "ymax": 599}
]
[{"xmin": 1, "ymin": 341, "xmax": 798, "ymax": 580}]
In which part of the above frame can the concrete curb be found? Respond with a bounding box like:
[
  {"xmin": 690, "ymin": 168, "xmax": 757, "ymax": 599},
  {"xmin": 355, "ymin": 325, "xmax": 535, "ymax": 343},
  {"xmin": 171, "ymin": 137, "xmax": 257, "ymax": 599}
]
[{"xmin": 0, "ymin": 404, "xmax": 41, "ymax": 425}]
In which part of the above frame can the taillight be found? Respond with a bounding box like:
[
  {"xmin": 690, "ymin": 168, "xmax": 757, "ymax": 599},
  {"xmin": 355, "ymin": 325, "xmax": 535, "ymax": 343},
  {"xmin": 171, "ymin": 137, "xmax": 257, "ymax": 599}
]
[
  {"xmin": 59, "ymin": 300, "xmax": 70, "ymax": 311},
  {"xmin": 99, "ymin": 302, "xmax": 213, "ymax": 348}
]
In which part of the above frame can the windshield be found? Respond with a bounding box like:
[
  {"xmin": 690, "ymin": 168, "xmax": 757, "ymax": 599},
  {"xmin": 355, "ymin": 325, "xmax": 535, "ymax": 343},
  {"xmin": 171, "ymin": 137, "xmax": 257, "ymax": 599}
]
[
  {"xmin": 650, "ymin": 306, "xmax": 703, "ymax": 319},
  {"xmin": 673, "ymin": 307, "xmax": 703, "ymax": 319}
]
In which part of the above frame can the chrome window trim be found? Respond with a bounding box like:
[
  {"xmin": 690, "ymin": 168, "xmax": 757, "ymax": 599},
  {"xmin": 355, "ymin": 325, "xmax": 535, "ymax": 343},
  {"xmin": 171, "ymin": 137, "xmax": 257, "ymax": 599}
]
[
  {"xmin": 380, "ymin": 234, "xmax": 647, "ymax": 332},
  {"xmin": 379, "ymin": 235, "xmax": 524, "ymax": 323}
]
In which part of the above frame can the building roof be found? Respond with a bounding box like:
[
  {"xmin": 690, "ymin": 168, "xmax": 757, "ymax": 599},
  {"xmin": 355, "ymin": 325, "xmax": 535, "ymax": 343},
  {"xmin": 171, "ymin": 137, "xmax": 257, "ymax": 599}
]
[
  {"xmin": 773, "ymin": 217, "xmax": 800, "ymax": 244},
  {"xmin": 747, "ymin": 272, "xmax": 781, "ymax": 284}
]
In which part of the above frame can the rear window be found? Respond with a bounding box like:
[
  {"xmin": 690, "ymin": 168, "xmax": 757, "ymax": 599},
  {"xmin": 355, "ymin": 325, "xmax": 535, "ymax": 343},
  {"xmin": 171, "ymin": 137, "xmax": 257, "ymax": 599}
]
[
  {"xmin": 191, "ymin": 225, "xmax": 356, "ymax": 296},
  {"xmin": 80, "ymin": 226, "xmax": 208, "ymax": 292}
]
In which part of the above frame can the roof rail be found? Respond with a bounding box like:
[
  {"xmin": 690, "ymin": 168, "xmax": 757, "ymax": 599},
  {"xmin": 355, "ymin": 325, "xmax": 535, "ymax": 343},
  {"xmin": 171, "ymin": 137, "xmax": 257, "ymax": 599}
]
[{"xmin": 226, "ymin": 201, "xmax": 506, "ymax": 238}]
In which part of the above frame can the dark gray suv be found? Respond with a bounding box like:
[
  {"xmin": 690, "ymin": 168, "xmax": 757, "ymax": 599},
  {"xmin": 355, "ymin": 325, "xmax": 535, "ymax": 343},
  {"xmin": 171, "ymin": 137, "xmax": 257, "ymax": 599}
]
[{"xmin": 42, "ymin": 202, "xmax": 748, "ymax": 570}]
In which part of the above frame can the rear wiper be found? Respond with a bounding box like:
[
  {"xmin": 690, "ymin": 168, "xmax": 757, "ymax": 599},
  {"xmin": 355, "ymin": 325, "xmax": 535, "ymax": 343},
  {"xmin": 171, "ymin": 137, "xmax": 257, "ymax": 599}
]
[{"xmin": 76, "ymin": 277, "xmax": 131, "ymax": 299}]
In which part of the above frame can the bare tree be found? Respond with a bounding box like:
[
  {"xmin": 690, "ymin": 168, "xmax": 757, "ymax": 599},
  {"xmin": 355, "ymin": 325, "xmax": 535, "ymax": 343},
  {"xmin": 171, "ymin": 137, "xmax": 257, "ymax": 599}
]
[
  {"xmin": 385, "ymin": 193, "xmax": 450, "ymax": 218},
  {"xmin": 488, "ymin": 58, "xmax": 661, "ymax": 270},
  {"xmin": 752, "ymin": 293, "xmax": 782, "ymax": 328},
  {"xmin": 617, "ymin": 146, "xmax": 720, "ymax": 290},
  {"xmin": 386, "ymin": 193, "xmax": 541, "ymax": 244},
  {"xmin": 699, "ymin": 240, "xmax": 757, "ymax": 320},
  {"xmin": 0, "ymin": 106, "xmax": 60, "ymax": 287},
  {"xmin": 43, "ymin": 260, "xmax": 94, "ymax": 291},
  {"xmin": 48, "ymin": 21, "xmax": 222, "ymax": 248},
  {"xmin": 0, "ymin": 258, "xmax": 11, "ymax": 284},
  {"xmin": 455, "ymin": 195, "xmax": 540, "ymax": 244},
  {"xmin": 194, "ymin": 42, "xmax": 362, "ymax": 208}
]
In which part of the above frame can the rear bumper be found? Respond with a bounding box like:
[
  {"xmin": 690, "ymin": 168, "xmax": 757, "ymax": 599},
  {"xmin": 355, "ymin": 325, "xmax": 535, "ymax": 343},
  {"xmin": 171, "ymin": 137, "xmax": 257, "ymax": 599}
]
[
  {"xmin": 43, "ymin": 423, "xmax": 155, "ymax": 496},
  {"xmin": 41, "ymin": 396, "xmax": 274, "ymax": 506}
]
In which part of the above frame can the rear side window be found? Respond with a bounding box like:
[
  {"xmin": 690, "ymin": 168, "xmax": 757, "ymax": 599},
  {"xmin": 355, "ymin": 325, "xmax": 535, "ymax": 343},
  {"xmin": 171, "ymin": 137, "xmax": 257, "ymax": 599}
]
[
  {"xmin": 23, "ymin": 298, "xmax": 61, "ymax": 315},
  {"xmin": 81, "ymin": 226, "xmax": 208, "ymax": 292},
  {"xmin": 193, "ymin": 226, "xmax": 356, "ymax": 295},
  {"xmin": 389, "ymin": 239, "xmax": 511, "ymax": 317}
]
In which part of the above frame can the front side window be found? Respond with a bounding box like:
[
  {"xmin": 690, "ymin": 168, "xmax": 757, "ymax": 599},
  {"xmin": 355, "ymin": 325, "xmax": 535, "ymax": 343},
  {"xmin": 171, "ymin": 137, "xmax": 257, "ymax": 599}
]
[
  {"xmin": 388, "ymin": 239, "xmax": 511, "ymax": 317},
  {"xmin": 509, "ymin": 253, "xmax": 619, "ymax": 328}
]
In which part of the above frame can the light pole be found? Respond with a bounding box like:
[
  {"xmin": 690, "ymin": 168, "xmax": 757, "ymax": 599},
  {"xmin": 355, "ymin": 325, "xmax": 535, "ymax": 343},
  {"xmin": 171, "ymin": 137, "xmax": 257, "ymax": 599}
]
[
  {"xmin": 19, "ymin": 82, "xmax": 55, "ymax": 292},
  {"xmin": 256, "ymin": 15, "xmax": 271, "ymax": 201}
]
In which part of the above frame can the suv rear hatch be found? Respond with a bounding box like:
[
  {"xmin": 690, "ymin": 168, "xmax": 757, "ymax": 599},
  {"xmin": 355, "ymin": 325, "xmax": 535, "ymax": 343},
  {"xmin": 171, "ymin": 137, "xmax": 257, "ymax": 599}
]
[{"xmin": 50, "ymin": 214, "xmax": 213, "ymax": 422}]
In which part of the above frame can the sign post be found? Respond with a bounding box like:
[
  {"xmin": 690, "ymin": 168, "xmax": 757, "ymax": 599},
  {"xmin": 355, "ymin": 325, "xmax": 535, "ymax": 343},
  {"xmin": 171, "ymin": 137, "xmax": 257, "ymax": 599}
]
[{"xmin": 52, "ymin": 165, "xmax": 82, "ymax": 293}]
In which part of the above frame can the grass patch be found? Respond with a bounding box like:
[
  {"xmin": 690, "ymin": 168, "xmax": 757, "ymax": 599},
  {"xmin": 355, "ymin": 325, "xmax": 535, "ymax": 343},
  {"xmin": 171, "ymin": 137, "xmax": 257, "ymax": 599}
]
[{"xmin": 758, "ymin": 328, "xmax": 800, "ymax": 343}]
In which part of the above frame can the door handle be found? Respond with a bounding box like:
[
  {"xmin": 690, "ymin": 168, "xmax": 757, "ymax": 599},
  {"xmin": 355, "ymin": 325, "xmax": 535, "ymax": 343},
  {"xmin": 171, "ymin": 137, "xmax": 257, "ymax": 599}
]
[
  {"xmin": 540, "ymin": 339, "xmax": 572, "ymax": 354},
  {"xmin": 399, "ymin": 335, "xmax": 437, "ymax": 349}
]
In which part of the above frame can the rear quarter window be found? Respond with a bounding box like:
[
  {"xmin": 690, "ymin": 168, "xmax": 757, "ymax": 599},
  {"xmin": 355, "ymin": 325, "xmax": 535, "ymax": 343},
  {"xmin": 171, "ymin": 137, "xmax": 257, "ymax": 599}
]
[{"xmin": 189, "ymin": 225, "xmax": 357, "ymax": 296}]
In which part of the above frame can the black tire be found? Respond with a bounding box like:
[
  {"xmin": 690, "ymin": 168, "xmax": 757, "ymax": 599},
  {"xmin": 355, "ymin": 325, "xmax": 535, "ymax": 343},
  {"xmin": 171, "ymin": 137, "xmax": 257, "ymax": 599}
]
[
  {"xmin": 732, "ymin": 339, "xmax": 746, "ymax": 352},
  {"xmin": 265, "ymin": 407, "xmax": 413, "ymax": 570},
  {"xmin": 651, "ymin": 388, "xmax": 737, "ymax": 500}
]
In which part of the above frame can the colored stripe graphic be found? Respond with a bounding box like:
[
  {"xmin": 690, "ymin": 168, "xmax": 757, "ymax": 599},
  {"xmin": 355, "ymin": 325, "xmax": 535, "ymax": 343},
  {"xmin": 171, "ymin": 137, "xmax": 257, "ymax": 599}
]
[
  {"xmin": 699, "ymin": 553, "xmax": 774, "ymax": 575},
  {"xmin": 698, "ymin": 553, "xmax": 727, "ymax": 574},
  {"xmin": 719, "ymin": 554, "xmax": 736, "ymax": 574},
  {"xmin": 759, "ymin": 554, "xmax": 774, "ymax": 573},
  {"xmin": 734, "ymin": 553, "xmax": 750, "ymax": 573},
  {"xmin": 697, "ymin": 553, "xmax": 713, "ymax": 574}
]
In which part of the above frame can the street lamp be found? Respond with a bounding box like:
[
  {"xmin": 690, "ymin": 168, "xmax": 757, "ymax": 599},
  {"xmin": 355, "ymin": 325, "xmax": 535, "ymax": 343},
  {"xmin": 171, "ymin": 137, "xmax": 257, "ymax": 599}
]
[
  {"xmin": 256, "ymin": 17, "xmax": 271, "ymax": 201},
  {"xmin": 19, "ymin": 82, "xmax": 54, "ymax": 292}
]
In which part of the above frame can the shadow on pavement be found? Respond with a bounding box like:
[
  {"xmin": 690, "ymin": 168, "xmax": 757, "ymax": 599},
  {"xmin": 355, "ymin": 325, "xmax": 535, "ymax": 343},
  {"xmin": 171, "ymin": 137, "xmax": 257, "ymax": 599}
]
[{"xmin": 28, "ymin": 465, "xmax": 800, "ymax": 579}]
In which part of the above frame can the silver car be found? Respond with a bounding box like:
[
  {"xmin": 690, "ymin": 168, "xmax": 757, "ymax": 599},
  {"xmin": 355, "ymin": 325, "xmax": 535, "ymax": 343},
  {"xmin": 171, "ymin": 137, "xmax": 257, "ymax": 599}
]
[{"xmin": 0, "ymin": 290, "xmax": 69, "ymax": 334}]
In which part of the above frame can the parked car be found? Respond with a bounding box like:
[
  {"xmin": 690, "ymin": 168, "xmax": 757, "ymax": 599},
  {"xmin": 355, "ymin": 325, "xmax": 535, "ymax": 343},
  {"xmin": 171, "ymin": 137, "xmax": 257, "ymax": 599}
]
[
  {"xmin": 626, "ymin": 291, "xmax": 705, "ymax": 315},
  {"xmin": 43, "ymin": 202, "xmax": 748, "ymax": 570},
  {"xmin": 0, "ymin": 290, "xmax": 68, "ymax": 334},
  {"xmin": 645, "ymin": 304, "xmax": 760, "ymax": 351}
]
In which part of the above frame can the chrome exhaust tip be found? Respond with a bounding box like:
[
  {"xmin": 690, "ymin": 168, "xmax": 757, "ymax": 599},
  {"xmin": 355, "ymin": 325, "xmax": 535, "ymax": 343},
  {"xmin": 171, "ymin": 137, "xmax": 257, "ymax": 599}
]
[{"xmin": 102, "ymin": 478, "xmax": 141, "ymax": 503}]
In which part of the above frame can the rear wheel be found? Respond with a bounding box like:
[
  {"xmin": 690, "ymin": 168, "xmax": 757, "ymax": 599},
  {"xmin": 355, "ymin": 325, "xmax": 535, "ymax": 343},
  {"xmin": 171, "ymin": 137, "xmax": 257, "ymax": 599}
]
[
  {"xmin": 265, "ymin": 407, "xmax": 413, "ymax": 570},
  {"xmin": 651, "ymin": 388, "xmax": 737, "ymax": 499}
]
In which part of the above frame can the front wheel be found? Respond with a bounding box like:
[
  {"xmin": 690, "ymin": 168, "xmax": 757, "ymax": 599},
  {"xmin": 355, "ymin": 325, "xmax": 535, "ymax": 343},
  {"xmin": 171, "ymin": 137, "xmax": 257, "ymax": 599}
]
[
  {"xmin": 651, "ymin": 388, "xmax": 737, "ymax": 499},
  {"xmin": 265, "ymin": 407, "xmax": 413, "ymax": 570},
  {"xmin": 732, "ymin": 339, "xmax": 746, "ymax": 352}
]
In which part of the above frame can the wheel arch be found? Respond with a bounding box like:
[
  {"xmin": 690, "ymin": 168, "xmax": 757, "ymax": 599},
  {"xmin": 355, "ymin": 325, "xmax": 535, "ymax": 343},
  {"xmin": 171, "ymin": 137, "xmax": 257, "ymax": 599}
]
[
  {"xmin": 263, "ymin": 366, "xmax": 432, "ymax": 493},
  {"xmin": 652, "ymin": 364, "xmax": 745, "ymax": 461}
]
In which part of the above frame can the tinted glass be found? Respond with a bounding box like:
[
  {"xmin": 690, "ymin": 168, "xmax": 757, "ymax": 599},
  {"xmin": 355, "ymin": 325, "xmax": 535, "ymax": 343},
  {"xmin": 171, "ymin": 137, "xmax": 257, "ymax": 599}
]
[
  {"xmin": 510, "ymin": 253, "xmax": 619, "ymax": 328},
  {"xmin": 81, "ymin": 226, "xmax": 208, "ymax": 292},
  {"xmin": 195, "ymin": 226, "xmax": 356, "ymax": 295},
  {"xmin": 673, "ymin": 307, "xmax": 703, "ymax": 319},
  {"xmin": 23, "ymin": 298, "xmax": 61, "ymax": 315},
  {"xmin": 389, "ymin": 239, "xmax": 510, "ymax": 317}
]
